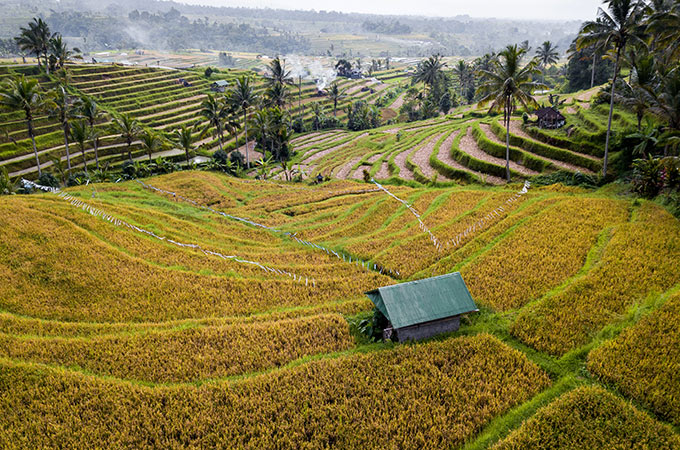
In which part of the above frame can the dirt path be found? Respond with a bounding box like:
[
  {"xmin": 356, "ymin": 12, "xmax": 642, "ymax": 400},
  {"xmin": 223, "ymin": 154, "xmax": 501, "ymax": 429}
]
[
  {"xmin": 335, "ymin": 156, "xmax": 362, "ymax": 179},
  {"xmin": 575, "ymin": 87, "xmax": 599, "ymax": 102},
  {"xmin": 125, "ymin": 93, "xmax": 207, "ymax": 116},
  {"xmin": 389, "ymin": 92, "xmax": 406, "ymax": 110},
  {"xmin": 291, "ymin": 132, "xmax": 322, "ymax": 145},
  {"xmin": 234, "ymin": 141, "xmax": 264, "ymax": 163},
  {"xmin": 393, "ymin": 148, "xmax": 419, "ymax": 181},
  {"xmin": 351, "ymin": 165, "xmax": 371, "ymax": 179},
  {"xmin": 459, "ymin": 128, "xmax": 538, "ymax": 177},
  {"xmin": 136, "ymin": 97, "xmax": 205, "ymax": 120},
  {"xmin": 302, "ymin": 133, "xmax": 367, "ymax": 164},
  {"xmin": 410, "ymin": 132, "xmax": 447, "ymax": 178},
  {"xmin": 383, "ymin": 118, "xmax": 443, "ymax": 134},
  {"xmin": 345, "ymin": 82, "xmax": 369, "ymax": 95},
  {"xmin": 296, "ymin": 132, "xmax": 347, "ymax": 152},
  {"xmin": 374, "ymin": 162, "xmax": 390, "ymax": 179},
  {"xmin": 367, "ymin": 84, "xmax": 391, "ymax": 104},
  {"xmin": 435, "ymin": 131, "xmax": 504, "ymax": 185}
]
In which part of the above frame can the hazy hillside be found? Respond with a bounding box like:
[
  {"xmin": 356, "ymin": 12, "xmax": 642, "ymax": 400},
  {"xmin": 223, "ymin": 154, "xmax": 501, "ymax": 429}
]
[{"xmin": 0, "ymin": 0, "xmax": 580, "ymax": 56}]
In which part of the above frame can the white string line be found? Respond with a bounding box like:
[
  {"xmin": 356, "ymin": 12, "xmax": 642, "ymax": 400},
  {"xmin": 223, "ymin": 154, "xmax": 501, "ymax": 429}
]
[
  {"xmin": 372, "ymin": 178, "xmax": 444, "ymax": 251},
  {"xmin": 136, "ymin": 180, "xmax": 401, "ymax": 277},
  {"xmin": 373, "ymin": 179, "xmax": 532, "ymax": 252},
  {"xmin": 21, "ymin": 179, "xmax": 317, "ymax": 286},
  {"xmin": 445, "ymin": 180, "xmax": 531, "ymax": 249}
]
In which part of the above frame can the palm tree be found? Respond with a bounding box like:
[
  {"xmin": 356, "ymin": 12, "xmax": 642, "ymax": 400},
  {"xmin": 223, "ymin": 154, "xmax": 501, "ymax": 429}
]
[
  {"xmin": 0, "ymin": 75, "xmax": 45, "ymax": 175},
  {"xmin": 79, "ymin": 96, "xmax": 106, "ymax": 170},
  {"xmin": 296, "ymin": 74, "xmax": 305, "ymax": 122},
  {"xmin": 49, "ymin": 34, "xmax": 81, "ymax": 70},
  {"xmin": 577, "ymin": 0, "xmax": 646, "ymax": 176},
  {"xmin": 626, "ymin": 118, "xmax": 659, "ymax": 157},
  {"xmin": 616, "ymin": 53, "xmax": 656, "ymax": 130},
  {"xmin": 477, "ymin": 44, "xmax": 544, "ymax": 182},
  {"xmin": 452, "ymin": 60, "xmax": 471, "ymax": 98},
  {"xmin": 414, "ymin": 54, "xmax": 446, "ymax": 90},
  {"xmin": 14, "ymin": 18, "xmax": 52, "ymax": 72},
  {"xmin": 172, "ymin": 125, "xmax": 197, "ymax": 164},
  {"xmin": 311, "ymin": 102, "xmax": 326, "ymax": 131},
  {"xmin": 69, "ymin": 120, "xmax": 92, "ymax": 174},
  {"xmin": 249, "ymin": 109, "xmax": 272, "ymax": 154},
  {"xmin": 199, "ymin": 94, "xmax": 229, "ymax": 152},
  {"xmin": 645, "ymin": 0, "xmax": 680, "ymax": 60},
  {"xmin": 229, "ymin": 76, "xmax": 259, "ymax": 167},
  {"xmin": 645, "ymin": 68, "xmax": 680, "ymax": 156},
  {"xmin": 265, "ymin": 82, "xmax": 290, "ymax": 109},
  {"xmin": 265, "ymin": 57, "xmax": 293, "ymax": 88},
  {"xmin": 140, "ymin": 129, "xmax": 164, "ymax": 162},
  {"xmin": 111, "ymin": 114, "xmax": 141, "ymax": 162},
  {"xmin": 535, "ymin": 41, "xmax": 560, "ymax": 84},
  {"xmin": 328, "ymin": 82, "xmax": 345, "ymax": 117}
]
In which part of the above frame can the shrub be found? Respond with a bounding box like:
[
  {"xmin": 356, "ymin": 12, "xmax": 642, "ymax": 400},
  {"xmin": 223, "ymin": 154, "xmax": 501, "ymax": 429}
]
[
  {"xmin": 631, "ymin": 157, "xmax": 665, "ymax": 197},
  {"xmin": 230, "ymin": 150, "xmax": 245, "ymax": 168},
  {"xmin": 0, "ymin": 168, "xmax": 15, "ymax": 195},
  {"xmin": 36, "ymin": 172, "xmax": 60, "ymax": 188},
  {"xmin": 67, "ymin": 171, "xmax": 90, "ymax": 186}
]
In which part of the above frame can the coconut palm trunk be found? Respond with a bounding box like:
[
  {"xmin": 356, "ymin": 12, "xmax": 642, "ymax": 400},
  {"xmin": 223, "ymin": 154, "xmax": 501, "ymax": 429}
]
[
  {"xmin": 504, "ymin": 100, "xmax": 511, "ymax": 182},
  {"xmin": 93, "ymin": 137, "xmax": 100, "ymax": 170},
  {"xmin": 62, "ymin": 122, "xmax": 71, "ymax": 173},
  {"xmin": 81, "ymin": 144, "xmax": 88, "ymax": 174},
  {"xmin": 217, "ymin": 126, "xmax": 224, "ymax": 152},
  {"xmin": 298, "ymin": 76, "xmax": 302, "ymax": 122},
  {"xmin": 591, "ymin": 53, "xmax": 597, "ymax": 89},
  {"xmin": 27, "ymin": 116, "xmax": 41, "ymax": 176},
  {"xmin": 243, "ymin": 108, "xmax": 250, "ymax": 168},
  {"xmin": 603, "ymin": 48, "xmax": 621, "ymax": 177},
  {"xmin": 127, "ymin": 140, "xmax": 133, "ymax": 162}
]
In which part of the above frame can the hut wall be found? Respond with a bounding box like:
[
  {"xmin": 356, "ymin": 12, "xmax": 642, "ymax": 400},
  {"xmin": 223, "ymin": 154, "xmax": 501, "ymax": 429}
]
[{"xmin": 395, "ymin": 316, "xmax": 461, "ymax": 342}]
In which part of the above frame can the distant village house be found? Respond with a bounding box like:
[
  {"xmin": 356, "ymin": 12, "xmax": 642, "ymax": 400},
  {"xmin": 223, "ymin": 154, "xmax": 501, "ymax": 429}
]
[
  {"xmin": 210, "ymin": 79, "xmax": 229, "ymax": 93},
  {"xmin": 535, "ymin": 107, "xmax": 566, "ymax": 129}
]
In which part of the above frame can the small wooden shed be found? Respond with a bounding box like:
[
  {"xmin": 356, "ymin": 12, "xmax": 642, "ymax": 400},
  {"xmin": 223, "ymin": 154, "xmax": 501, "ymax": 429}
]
[
  {"xmin": 365, "ymin": 272, "xmax": 478, "ymax": 342},
  {"xmin": 535, "ymin": 107, "xmax": 566, "ymax": 129},
  {"xmin": 211, "ymin": 80, "xmax": 229, "ymax": 92}
]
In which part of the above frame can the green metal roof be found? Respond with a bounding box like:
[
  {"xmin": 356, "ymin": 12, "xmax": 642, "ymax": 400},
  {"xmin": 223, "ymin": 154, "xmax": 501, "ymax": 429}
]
[
  {"xmin": 213, "ymin": 80, "xmax": 229, "ymax": 86},
  {"xmin": 365, "ymin": 272, "xmax": 478, "ymax": 329}
]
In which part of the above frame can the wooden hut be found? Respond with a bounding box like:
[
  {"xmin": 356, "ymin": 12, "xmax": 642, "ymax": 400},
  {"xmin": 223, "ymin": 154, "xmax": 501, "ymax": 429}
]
[
  {"xmin": 365, "ymin": 272, "xmax": 478, "ymax": 342},
  {"xmin": 535, "ymin": 107, "xmax": 566, "ymax": 129}
]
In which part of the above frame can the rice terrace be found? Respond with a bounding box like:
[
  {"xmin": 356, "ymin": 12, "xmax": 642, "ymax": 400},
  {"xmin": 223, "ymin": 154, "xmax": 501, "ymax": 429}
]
[{"xmin": 0, "ymin": 0, "xmax": 679, "ymax": 448}]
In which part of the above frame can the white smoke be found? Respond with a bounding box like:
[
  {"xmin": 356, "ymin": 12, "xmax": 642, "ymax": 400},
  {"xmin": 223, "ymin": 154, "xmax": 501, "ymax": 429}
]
[{"xmin": 286, "ymin": 55, "xmax": 337, "ymax": 91}]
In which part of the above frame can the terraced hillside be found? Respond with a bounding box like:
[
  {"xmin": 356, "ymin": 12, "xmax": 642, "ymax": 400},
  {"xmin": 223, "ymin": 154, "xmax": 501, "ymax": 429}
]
[
  {"xmin": 282, "ymin": 101, "xmax": 627, "ymax": 184},
  {"xmin": 1, "ymin": 171, "xmax": 679, "ymax": 448},
  {"xmin": 0, "ymin": 63, "xmax": 408, "ymax": 178}
]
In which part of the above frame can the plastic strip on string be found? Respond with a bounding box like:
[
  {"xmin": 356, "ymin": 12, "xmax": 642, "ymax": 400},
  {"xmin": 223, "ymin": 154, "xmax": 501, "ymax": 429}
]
[
  {"xmin": 445, "ymin": 180, "xmax": 532, "ymax": 249},
  {"xmin": 373, "ymin": 179, "xmax": 531, "ymax": 252},
  {"xmin": 21, "ymin": 179, "xmax": 317, "ymax": 287},
  {"xmin": 136, "ymin": 180, "xmax": 401, "ymax": 278},
  {"xmin": 372, "ymin": 178, "xmax": 444, "ymax": 252}
]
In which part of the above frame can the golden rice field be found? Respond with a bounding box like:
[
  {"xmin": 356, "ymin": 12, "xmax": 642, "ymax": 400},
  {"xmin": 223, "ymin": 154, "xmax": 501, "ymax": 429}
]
[{"xmin": 1, "ymin": 170, "xmax": 679, "ymax": 448}]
